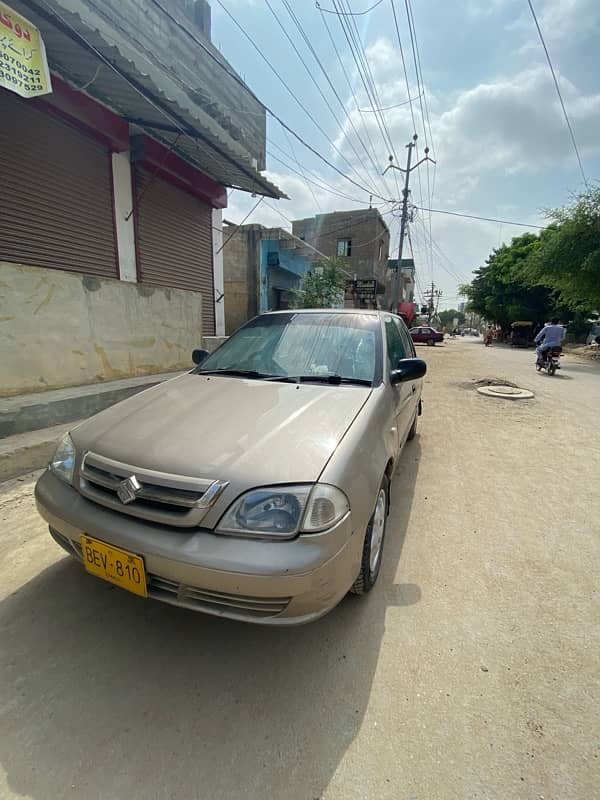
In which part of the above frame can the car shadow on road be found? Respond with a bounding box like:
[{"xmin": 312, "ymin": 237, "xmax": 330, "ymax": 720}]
[{"xmin": 0, "ymin": 442, "xmax": 421, "ymax": 800}]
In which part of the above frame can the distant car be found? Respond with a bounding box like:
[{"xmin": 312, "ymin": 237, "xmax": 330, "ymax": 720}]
[{"xmin": 409, "ymin": 326, "xmax": 444, "ymax": 346}]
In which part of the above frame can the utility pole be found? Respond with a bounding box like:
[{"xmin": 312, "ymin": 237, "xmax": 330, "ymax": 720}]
[
  {"xmin": 423, "ymin": 281, "xmax": 442, "ymax": 324},
  {"xmin": 384, "ymin": 134, "xmax": 436, "ymax": 311}
]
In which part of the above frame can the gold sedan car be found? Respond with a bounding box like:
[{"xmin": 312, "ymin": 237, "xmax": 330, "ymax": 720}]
[{"xmin": 35, "ymin": 310, "xmax": 426, "ymax": 625}]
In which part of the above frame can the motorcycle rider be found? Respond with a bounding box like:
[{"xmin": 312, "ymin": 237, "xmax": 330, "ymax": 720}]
[{"xmin": 535, "ymin": 317, "xmax": 565, "ymax": 366}]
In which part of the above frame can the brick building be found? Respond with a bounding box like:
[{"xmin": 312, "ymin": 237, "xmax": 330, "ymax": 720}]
[{"xmin": 291, "ymin": 208, "xmax": 391, "ymax": 305}]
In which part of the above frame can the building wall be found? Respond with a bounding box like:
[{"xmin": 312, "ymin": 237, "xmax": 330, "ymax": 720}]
[
  {"xmin": 223, "ymin": 225, "xmax": 262, "ymax": 335},
  {"xmin": 0, "ymin": 263, "xmax": 202, "ymax": 397},
  {"xmin": 292, "ymin": 210, "xmax": 390, "ymax": 283}
]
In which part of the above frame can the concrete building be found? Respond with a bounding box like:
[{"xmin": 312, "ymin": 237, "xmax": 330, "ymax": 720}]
[
  {"xmin": 388, "ymin": 258, "xmax": 416, "ymax": 303},
  {"xmin": 223, "ymin": 225, "xmax": 312, "ymax": 335},
  {"xmin": 0, "ymin": 0, "xmax": 282, "ymax": 398},
  {"xmin": 291, "ymin": 209, "xmax": 391, "ymax": 301}
]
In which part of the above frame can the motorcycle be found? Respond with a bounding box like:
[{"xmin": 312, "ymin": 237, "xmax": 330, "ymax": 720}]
[{"xmin": 537, "ymin": 347, "xmax": 562, "ymax": 376}]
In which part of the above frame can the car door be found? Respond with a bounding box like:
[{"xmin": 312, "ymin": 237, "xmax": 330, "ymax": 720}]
[
  {"xmin": 395, "ymin": 317, "xmax": 421, "ymax": 431},
  {"xmin": 383, "ymin": 316, "xmax": 413, "ymax": 450}
]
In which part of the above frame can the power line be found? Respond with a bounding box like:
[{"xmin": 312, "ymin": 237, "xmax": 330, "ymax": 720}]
[
  {"xmin": 414, "ymin": 206, "xmax": 545, "ymax": 229},
  {"xmin": 265, "ymin": 0, "xmax": 381, "ymax": 197},
  {"xmin": 274, "ymin": 0, "xmax": 389, "ymax": 198},
  {"xmin": 214, "ymin": 0, "xmax": 383, "ymax": 198},
  {"xmin": 216, "ymin": 196, "xmax": 264, "ymax": 254},
  {"xmin": 316, "ymin": 0, "xmax": 384, "ymax": 14},
  {"xmin": 332, "ymin": 0, "xmax": 403, "ymax": 204},
  {"xmin": 138, "ymin": 0, "xmax": 388, "ymax": 201},
  {"xmin": 267, "ymin": 137, "xmax": 390, "ymax": 205},
  {"xmin": 358, "ymin": 93, "xmax": 422, "ymax": 112},
  {"xmin": 318, "ymin": 3, "xmax": 392, "ymax": 197},
  {"xmin": 35, "ymin": 0, "xmax": 279, "ymax": 197},
  {"xmin": 267, "ymin": 142, "xmax": 383, "ymax": 204},
  {"xmin": 389, "ymin": 0, "xmax": 427, "ymax": 268},
  {"xmin": 403, "ymin": 0, "xmax": 434, "ymax": 283},
  {"xmin": 264, "ymin": 202, "xmax": 395, "ymax": 243},
  {"xmin": 339, "ymin": 0, "xmax": 397, "ymax": 158},
  {"xmin": 527, "ymin": 0, "xmax": 588, "ymax": 187},
  {"xmin": 281, "ymin": 129, "xmax": 322, "ymax": 211}
]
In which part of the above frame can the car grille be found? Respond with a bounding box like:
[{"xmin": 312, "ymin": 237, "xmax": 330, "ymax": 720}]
[
  {"xmin": 78, "ymin": 452, "xmax": 227, "ymax": 527},
  {"xmin": 148, "ymin": 574, "xmax": 290, "ymax": 619}
]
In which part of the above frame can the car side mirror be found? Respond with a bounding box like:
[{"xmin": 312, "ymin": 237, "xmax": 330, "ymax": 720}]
[
  {"xmin": 390, "ymin": 358, "xmax": 427, "ymax": 385},
  {"xmin": 192, "ymin": 348, "xmax": 209, "ymax": 366}
]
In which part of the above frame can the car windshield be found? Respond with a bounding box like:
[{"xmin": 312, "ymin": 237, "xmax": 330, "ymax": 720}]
[{"xmin": 196, "ymin": 312, "xmax": 382, "ymax": 385}]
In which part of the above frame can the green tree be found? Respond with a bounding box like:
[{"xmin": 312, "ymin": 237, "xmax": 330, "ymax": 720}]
[
  {"xmin": 290, "ymin": 258, "xmax": 346, "ymax": 308},
  {"xmin": 438, "ymin": 308, "xmax": 465, "ymax": 328},
  {"xmin": 526, "ymin": 187, "xmax": 600, "ymax": 311},
  {"xmin": 460, "ymin": 233, "xmax": 555, "ymax": 329}
]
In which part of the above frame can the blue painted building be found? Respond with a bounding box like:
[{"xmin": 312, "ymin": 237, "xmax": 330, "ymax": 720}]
[
  {"xmin": 260, "ymin": 238, "xmax": 311, "ymax": 312},
  {"xmin": 223, "ymin": 223, "xmax": 313, "ymax": 334}
]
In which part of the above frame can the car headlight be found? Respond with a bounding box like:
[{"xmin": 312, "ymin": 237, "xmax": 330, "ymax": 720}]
[
  {"xmin": 49, "ymin": 433, "xmax": 75, "ymax": 485},
  {"xmin": 217, "ymin": 484, "xmax": 349, "ymax": 538}
]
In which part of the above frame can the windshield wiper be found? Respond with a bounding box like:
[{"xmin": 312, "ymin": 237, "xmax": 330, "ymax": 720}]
[
  {"xmin": 288, "ymin": 375, "xmax": 372, "ymax": 386},
  {"xmin": 197, "ymin": 369, "xmax": 278, "ymax": 379},
  {"xmin": 197, "ymin": 370, "xmax": 371, "ymax": 386}
]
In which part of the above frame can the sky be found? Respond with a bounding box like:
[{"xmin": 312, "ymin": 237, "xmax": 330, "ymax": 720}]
[{"xmin": 211, "ymin": 0, "xmax": 600, "ymax": 310}]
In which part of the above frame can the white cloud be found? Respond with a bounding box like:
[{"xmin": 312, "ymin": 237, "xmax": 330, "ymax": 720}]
[
  {"xmin": 509, "ymin": 0, "xmax": 600, "ymax": 49},
  {"xmin": 434, "ymin": 66, "xmax": 600, "ymax": 179}
]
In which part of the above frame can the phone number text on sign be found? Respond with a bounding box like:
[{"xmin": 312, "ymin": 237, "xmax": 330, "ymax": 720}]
[{"xmin": 0, "ymin": 1, "xmax": 52, "ymax": 98}]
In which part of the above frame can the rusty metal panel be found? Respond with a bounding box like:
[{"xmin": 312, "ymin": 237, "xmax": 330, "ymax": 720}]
[
  {"xmin": 0, "ymin": 90, "xmax": 117, "ymax": 278},
  {"xmin": 134, "ymin": 169, "xmax": 215, "ymax": 335}
]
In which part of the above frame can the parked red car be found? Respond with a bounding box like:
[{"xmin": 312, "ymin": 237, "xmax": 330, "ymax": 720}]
[{"xmin": 409, "ymin": 326, "xmax": 444, "ymax": 345}]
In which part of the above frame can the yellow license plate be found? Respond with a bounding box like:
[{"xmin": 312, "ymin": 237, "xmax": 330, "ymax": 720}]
[{"xmin": 81, "ymin": 536, "xmax": 147, "ymax": 598}]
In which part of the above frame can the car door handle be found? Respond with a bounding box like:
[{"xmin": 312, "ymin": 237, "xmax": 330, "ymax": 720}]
[{"xmin": 411, "ymin": 385, "xmax": 417, "ymax": 393}]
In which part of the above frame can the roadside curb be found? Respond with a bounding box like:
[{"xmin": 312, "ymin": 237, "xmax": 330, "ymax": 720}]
[{"xmin": 0, "ymin": 421, "xmax": 79, "ymax": 483}]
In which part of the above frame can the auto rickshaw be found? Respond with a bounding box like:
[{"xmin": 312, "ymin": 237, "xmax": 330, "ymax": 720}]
[{"xmin": 510, "ymin": 321, "xmax": 535, "ymax": 347}]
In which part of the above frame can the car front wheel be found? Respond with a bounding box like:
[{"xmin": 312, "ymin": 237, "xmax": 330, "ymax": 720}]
[{"xmin": 351, "ymin": 476, "xmax": 389, "ymax": 595}]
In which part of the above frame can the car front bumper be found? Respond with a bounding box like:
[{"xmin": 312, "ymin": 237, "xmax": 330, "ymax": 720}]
[{"xmin": 35, "ymin": 470, "xmax": 362, "ymax": 625}]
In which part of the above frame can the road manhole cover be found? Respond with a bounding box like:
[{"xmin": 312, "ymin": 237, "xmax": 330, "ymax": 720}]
[{"xmin": 477, "ymin": 385, "xmax": 534, "ymax": 399}]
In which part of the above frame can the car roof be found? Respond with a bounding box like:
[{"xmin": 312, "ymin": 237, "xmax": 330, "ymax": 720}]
[{"xmin": 260, "ymin": 308, "xmax": 386, "ymax": 318}]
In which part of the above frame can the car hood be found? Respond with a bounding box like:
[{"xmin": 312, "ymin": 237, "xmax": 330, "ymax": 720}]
[{"xmin": 72, "ymin": 374, "xmax": 372, "ymax": 485}]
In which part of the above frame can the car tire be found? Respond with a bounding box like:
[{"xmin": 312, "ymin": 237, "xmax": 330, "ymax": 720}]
[
  {"xmin": 407, "ymin": 410, "xmax": 418, "ymax": 441},
  {"xmin": 351, "ymin": 476, "xmax": 389, "ymax": 596},
  {"xmin": 427, "ymin": 338, "xmax": 435, "ymax": 346}
]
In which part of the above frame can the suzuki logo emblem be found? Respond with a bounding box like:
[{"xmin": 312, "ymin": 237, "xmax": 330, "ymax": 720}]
[{"xmin": 117, "ymin": 475, "xmax": 141, "ymax": 504}]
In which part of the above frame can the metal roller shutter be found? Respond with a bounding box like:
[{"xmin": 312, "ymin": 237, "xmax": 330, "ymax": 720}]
[
  {"xmin": 0, "ymin": 90, "xmax": 117, "ymax": 277},
  {"xmin": 134, "ymin": 168, "xmax": 215, "ymax": 335}
]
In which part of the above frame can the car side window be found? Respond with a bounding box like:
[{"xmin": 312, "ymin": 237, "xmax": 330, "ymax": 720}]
[
  {"xmin": 384, "ymin": 317, "xmax": 406, "ymax": 369},
  {"xmin": 395, "ymin": 318, "xmax": 415, "ymax": 357}
]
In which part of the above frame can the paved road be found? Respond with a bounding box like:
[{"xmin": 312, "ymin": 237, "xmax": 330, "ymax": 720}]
[{"xmin": 1, "ymin": 339, "xmax": 598, "ymax": 800}]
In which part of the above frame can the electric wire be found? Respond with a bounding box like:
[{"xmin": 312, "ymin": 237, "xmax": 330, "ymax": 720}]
[
  {"xmin": 274, "ymin": 0, "xmax": 390, "ymax": 198},
  {"xmin": 414, "ymin": 207, "xmax": 545, "ymax": 229},
  {"xmin": 316, "ymin": 0, "xmax": 384, "ymax": 14},
  {"xmin": 318, "ymin": 4, "xmax": 392, "ymax": 197},
  {"xmin": 214, "ymin": 0, "xmax": 382, "ymax": 198},
  {"xmin": 527, "ymin": 0, "xmax": 588, "ymax": 187}
]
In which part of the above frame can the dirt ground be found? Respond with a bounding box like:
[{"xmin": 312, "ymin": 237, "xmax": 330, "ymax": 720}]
[{"xmin": 1, "ymin": 338, "xmax": 599, "ymax": 800}]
